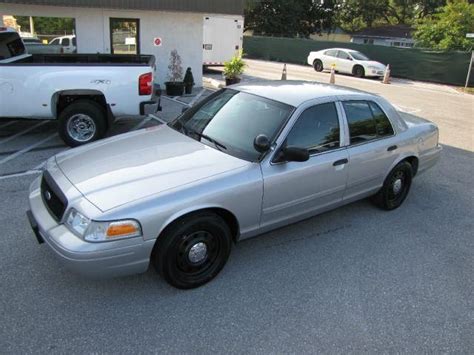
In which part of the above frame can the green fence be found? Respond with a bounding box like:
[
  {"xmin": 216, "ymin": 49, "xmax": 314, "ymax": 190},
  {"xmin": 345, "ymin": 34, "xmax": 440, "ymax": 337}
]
[{"xmin": 243, "ymin": 36, "xmax": 473, "ymax": 87}]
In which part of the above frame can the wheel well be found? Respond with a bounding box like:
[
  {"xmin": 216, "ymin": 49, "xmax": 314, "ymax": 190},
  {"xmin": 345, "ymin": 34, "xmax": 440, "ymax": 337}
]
[
  {"xmin": 159, "ymin": 208, "xmax": 240, "ymax": 244},
  {"xmin": 55, "ymin": 91, "xmax": 107, "ymax": 117},
  {"xmin": 403, "ymin": 156, "xmax": 419, "ymax": 176}
]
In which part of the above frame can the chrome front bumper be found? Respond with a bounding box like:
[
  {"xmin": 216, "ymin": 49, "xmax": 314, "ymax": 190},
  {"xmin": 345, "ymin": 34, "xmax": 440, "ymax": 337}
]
[{"xmin": 27, "ymin": 176, "xmax": 155, "ymax": 278}]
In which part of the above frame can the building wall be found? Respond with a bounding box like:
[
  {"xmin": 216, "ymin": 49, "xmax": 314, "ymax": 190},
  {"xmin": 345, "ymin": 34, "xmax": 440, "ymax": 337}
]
[
  {"xmin": 0, "ymin": 3, "xmax": 204, "ymax": 85},
  {"xmin": 351, "ymin": 36, "xmax": 414, "ymax": 48}
]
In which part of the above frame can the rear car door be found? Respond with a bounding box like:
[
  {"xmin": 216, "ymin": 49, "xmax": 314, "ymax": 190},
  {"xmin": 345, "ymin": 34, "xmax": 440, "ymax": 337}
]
[
  {"xmin": 341, "ymin": 100, "xmax": 400, "ymax": 201},
  {"xmin": 322, "ymin": 49, "xmax": 338, "ymax": 70},
  {"xmin": 260, "ymin": 100, "xmax": 349, "ymax": 226}
]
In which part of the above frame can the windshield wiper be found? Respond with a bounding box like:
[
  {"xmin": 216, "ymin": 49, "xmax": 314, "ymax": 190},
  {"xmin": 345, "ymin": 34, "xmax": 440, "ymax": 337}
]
[
  {"xmin": 181, "ymin": 125, "xmax": 227, "ymax": 151},
  {"xmin": 194, "ymin": 131, "xmax": 227, "ymax": 150}
]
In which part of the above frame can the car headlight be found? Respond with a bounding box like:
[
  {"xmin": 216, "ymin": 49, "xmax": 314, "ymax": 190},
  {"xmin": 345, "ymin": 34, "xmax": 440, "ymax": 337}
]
[{"xmin": 65, "ymin": 208, "xmax": 142, "ymax": 242}]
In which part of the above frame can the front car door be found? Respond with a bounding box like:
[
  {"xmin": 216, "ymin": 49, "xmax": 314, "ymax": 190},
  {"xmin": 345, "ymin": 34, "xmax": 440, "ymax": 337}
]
[
  {"xmin": 336, "ymin": 50, "xmax": 354, "ymax": 74},
  {"xmin": 260, "ymin": 99, "xmax": 349, "ymax": 228},
  {"xmin": 339, "ymin": 97, "xmax": 400, "ymax": 202}
]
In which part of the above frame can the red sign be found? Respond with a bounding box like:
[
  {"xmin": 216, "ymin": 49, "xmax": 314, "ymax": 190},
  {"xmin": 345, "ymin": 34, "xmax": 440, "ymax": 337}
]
[{"xmin": 153, "ymin": 37, "xmax": 162, "ymax": 46}]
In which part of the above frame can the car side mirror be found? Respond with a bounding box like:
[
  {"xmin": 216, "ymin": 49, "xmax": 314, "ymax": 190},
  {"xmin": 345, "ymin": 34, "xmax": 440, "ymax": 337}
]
[
  {"xmin": 281, "ymin": 146, "xmax": 310, "ymax": 162},
  {"xmin": 254, "ymin": 134, "xmax": 271, "ymax": 153}
]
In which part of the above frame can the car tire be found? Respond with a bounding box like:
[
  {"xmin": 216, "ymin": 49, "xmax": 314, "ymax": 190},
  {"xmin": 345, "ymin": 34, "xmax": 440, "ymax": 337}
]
[
  {"xmin": 58, "ymin": 100, "xmax": 107, "ymax": 147},
  {"xmin": 313, "ymin": 59, "xmax": 324, "ymax": 72},
  {"xmin": 371, "ymin": 161, "xmax": 413, "ymax": 210},
  {"xmin": 353, "ymin": 65, "xmax": 365, "ymax": 78},
  {"xmin": 152, "ymin": 212, "xmax": 232, "ymax": 289}
]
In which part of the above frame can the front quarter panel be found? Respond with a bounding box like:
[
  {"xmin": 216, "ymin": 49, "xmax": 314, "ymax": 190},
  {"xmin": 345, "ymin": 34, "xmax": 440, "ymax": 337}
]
[{"xmin": 99, "ymin": 163, "xmax": 264, "ymax": 242}]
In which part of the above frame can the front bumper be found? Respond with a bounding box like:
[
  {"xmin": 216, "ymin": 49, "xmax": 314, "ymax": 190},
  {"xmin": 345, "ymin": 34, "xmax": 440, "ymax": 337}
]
[{"xmin": 27, "ymin": 176, "xmax": 155, "ymax": 278}]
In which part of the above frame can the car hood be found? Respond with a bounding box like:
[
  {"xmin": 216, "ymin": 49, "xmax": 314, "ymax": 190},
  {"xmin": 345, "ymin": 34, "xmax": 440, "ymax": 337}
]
[
  {"xmin": 360, "ymin": 60, "xmax": 386, "ymax": 69},
  {"xmin": 55, "ymin": 124, "xmax": 249, "ymax": 211}
]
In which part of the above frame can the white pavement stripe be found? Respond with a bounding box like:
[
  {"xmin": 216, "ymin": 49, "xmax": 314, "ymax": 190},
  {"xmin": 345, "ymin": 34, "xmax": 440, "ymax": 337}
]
[
  {"xmin": 0, "ymin": 121, "xmax": 16, "ymax": 130},
  {"xmin": 131, "ymin": 117, "xmax": 153, "ymax": 131},
  {"xmin": 0, "ymin": 133, "xmax": 58, "ymax": 165},
  {"xmin": 188, "ymin": 89, "xmax": 206, "ymax": 106},
  {"xmin": 148, "ymin": 114, "xmax": 167, "ymax": 124},
  {"xmin": 163, "ymin": 95, "xmax": 191, "ymax": 107},
  {"xmin": 0, "ymin": 121, "xmax": 50, "ymax": 147},
  {"xmin": 0, "ymin": 169, "xmax": 42, "ymax": 181}
]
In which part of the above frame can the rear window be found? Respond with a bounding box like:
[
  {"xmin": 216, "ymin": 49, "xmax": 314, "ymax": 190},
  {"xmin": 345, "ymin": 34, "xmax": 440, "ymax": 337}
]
[
  {"xmin": 343, "ymin": 101, "xmax": 394, "ymax": 144},
  {"xmin": 0, "ymin": 33, "xmax": 26, "ymax": 60}
]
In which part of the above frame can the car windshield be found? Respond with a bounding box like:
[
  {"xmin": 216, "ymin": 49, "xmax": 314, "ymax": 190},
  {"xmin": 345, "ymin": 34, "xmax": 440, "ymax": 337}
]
[
  {"xmin": 350, "ymin": 51, "xmax": 370, "ymax": 61},
  {"xmin": 169, "ymin": 89, "xmax": 294, "ymax": 162}
]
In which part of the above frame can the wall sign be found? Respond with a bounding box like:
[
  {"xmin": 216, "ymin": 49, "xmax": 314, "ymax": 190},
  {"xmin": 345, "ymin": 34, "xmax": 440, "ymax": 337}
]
[{"xmin": 154, "ymin": 37, "xmax": 162, "ymax": 46}]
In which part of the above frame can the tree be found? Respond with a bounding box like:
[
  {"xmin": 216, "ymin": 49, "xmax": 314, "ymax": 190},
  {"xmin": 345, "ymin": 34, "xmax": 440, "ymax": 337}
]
[
  {"xmin": 245, "ymin": 0, "xmax": 338, "ymax": 38},
  {"xmin": 14, "ymin": 15, "xmax": 75, "ymax": 35},
  {"xmin": 413, "ymin": 0, "xmax": 474, "ymax": 50}
]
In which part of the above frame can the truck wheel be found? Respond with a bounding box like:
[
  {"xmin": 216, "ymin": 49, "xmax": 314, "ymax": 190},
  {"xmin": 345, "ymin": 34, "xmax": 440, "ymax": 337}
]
[
  {"xmin": 353, "ymin": 65, "xmax": 365, "ymax": 78},
  {"xmin": 313, "ymin": 59, "xmax": 324, "ymax": 72},
  {"xmin": 58, "ymin": 100, "xmax": 107, "ymax": 147},
  {"xmin": 371, "ymin": 161, "xmax": 413, "ymax": 210},
  {"xmin": 152, "ymin": 212, "xmax": 232, "ymax": 289}
]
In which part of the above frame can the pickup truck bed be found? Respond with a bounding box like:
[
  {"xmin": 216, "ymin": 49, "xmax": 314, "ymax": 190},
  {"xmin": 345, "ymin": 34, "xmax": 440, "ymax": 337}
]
[{"xmin": 0, "ymin": 28, "xmax": 160, "ymax": 147}]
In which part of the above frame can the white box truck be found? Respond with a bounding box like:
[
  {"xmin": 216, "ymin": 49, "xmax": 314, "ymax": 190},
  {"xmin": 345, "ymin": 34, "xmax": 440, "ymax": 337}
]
[{"xmin": 203, "ymin": 16, "xmax": 244, "ymax": 66}]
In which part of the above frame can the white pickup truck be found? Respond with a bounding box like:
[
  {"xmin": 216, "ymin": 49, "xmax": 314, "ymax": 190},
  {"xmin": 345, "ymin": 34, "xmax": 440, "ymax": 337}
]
[{"xmin": 0, "ymin": 28, "xmax": 160, "ymax": 146}]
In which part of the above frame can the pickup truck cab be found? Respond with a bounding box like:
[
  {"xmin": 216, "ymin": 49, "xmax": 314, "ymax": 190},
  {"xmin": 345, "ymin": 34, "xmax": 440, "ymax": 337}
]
[{"xmin": 0, "ymin": 28, "xmax": 160, "ymax": 147}]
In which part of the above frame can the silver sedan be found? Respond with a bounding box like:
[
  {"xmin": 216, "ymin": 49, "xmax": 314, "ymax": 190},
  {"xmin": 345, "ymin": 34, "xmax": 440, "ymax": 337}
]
[{"xmin": 27, "ymin": 81, "xmax": 442, "ymax": 289}]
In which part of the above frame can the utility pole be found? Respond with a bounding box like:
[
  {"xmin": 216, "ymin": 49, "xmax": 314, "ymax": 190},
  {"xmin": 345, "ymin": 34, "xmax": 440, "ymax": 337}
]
[
  {"xmin": 29, "ymin": 16, "xmax": 34, "ymax": 35},
  {"xmin": 466, "ymin": 34, "xmax": 473, "ymax": 89}
]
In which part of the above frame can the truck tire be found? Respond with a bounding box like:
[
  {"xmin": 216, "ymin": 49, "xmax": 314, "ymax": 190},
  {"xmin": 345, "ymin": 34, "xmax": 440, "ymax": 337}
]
[{"xmin": 58, "ymin": 100, "xmax": 107, "ymax": 147}]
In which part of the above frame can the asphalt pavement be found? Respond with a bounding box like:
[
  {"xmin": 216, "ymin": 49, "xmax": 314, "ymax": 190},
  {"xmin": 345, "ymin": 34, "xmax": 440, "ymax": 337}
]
[{"xmin": 0, "ymin": 77, "xmax": 473, "ymax": 353}]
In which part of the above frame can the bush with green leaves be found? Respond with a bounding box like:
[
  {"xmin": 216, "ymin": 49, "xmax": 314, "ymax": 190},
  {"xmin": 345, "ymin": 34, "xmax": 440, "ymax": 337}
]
[{"xmin": 223, "ymin": 51, "xmax": 246, "ymax": 79}]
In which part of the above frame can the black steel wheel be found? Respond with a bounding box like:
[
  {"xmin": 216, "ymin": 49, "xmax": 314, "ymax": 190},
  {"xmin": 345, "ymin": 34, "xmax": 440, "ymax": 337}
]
[
  {"xmin": 153, "ymin": 212, "xmax": 232, "ymax": 289},
  {"xmin": 313, "ymin": 59, "xmax": 324, "ymax": 72},
  {"xmin": 371, "ymin": 161, "xmax": 413, "ymax": 210}
]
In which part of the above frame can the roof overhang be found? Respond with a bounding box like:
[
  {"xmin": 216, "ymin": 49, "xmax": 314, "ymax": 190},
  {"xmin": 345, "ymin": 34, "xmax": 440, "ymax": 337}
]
[{"xmin": 0, "ymin": 0, "xmax": 245, "ymax": 15}]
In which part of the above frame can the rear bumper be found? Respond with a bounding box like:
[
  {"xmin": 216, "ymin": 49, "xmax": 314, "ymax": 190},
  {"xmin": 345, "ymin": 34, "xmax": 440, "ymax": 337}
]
[
  {"xmin": 140, "ymin": 84, "xmax": 162, "ymax": 115},
  {"xmin": 418, "ymin": 144, "xmax": 442, "ymax": 175},
  {"xmin": 27, "ymin": 176, "xmax": 155, "ymax": 278}
]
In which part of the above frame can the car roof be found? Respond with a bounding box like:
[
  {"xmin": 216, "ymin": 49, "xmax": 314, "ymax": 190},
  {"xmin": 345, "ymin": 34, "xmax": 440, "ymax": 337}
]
[{"xmin": 232, "ymin": 80, "xmax": 371, "ymax": 107}]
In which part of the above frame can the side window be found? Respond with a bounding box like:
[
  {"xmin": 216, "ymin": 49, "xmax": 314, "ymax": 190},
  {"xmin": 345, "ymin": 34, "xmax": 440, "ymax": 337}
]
[
  {"xmin": 50, "ymin": 39, "xmax": 59, "ymax": 45},
  {"xmin": 72, "ymin": 37, "xmax": 77, "ymax": 46},
  {"xmin": 286, "ymin": 103, "xmax": 340, "ymax": 153},
  {"xmin": 337, "ymin": 51, "xmax": 351, "ymax": 60},
  {"xmin": 369, "ymin": 101, "xmax": 394, "ymax": 137},
  {"xmin": 62, "ymin": 38, "xmax": 70, "ymax": 46},
  {"xmin": 342, "ymin": 101, "xmax": 377, "ymax": 144},
  {"xmin": 325, "ymin": 49, "xmax": 337, "ymax": 57}
]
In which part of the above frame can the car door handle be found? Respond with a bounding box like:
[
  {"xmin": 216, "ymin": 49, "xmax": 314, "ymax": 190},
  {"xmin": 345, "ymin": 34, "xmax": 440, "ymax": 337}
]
[
  {"xmin": 333, "ymin": 158, "xmax": 348, "ymax": 166},
  {"xmin": 387, "ymin": 145, "xmax": 398, "ymax": 152}
]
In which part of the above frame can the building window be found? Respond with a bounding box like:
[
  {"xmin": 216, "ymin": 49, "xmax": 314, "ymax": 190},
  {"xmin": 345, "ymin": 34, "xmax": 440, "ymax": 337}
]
[
  {"xmin": 363, "ymin": 38, "xmax": 374, "ymax": 45},
  {"xmin": 110, "ymin": 18, "xmax": 140, "ymax": 55}
]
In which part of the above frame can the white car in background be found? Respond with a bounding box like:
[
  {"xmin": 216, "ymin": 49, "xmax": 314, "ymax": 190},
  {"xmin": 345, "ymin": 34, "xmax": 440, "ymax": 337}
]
[
  {"xmin": 307, "ymin": 48, "xmax": 386, "ymax": 78},
  {"xmin": 49, "ymin": 35, "xmax": 76, "ymax": 53}
]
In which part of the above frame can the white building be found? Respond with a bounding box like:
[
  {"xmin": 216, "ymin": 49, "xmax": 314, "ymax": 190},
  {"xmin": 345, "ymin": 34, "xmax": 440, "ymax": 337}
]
[
  {"xmin": 0, "ymin": 0, "xmax": 245, "ymax": 86},
  {"xmin": 351, "ymin": 25, "xmax": 415, "ymax": 48}
]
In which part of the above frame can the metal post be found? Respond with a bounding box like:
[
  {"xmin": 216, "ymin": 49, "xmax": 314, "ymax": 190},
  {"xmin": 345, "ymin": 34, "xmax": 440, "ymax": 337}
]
[
  {"xmin": 29, "ymin": 16, "xmax": 34, "ymax": 35},
  {"xmin": 465, "ymin": 51, "xmax": 473, "ymax": 89}
]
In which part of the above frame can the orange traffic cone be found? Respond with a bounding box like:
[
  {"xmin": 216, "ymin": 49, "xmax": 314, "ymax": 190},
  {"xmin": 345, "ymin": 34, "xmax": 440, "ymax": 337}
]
[
  {"xmin": 382, "ymin": 64, "xmax": 391, "ymax": 84},
  {"xmin": 329, "ymin": 65, "xmax": 336, "ymax": 84},
  {"xmin": 281, "ymin": 64, "xmax": 287, "ymax": 80}
]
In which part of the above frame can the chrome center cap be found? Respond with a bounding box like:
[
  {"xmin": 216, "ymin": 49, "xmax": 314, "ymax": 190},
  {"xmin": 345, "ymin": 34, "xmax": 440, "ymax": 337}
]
[
  {"xmin": 393, "ymin": 179, "xmax": 403, "ymax": 194},
  {"xmin": 188, "ymin": 242, "xmax": 208, "ymax": 264}
]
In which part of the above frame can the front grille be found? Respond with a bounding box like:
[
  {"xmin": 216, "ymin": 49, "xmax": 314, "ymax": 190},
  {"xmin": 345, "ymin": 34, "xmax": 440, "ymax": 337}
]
[{"xmin": 41, "ymin": 172, "xmax": 67, "ymax": 221}]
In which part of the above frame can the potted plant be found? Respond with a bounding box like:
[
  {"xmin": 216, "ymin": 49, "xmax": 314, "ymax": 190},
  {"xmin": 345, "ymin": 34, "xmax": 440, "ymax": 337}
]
[
  {"xmin": 165, "ymin": 49, "xmax": 185, "ymax": 96},
  {"xmin": 223, "ymin": 51, "xmax": 246, "ymax": 86},
  {"xmin": 183, "ymin": 67, "xmax": 195, "ymax": 95}
]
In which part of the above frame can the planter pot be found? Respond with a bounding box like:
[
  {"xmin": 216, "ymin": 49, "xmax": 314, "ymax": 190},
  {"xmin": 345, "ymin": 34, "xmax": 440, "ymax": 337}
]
[
  {"xmin": 165, "ymin": 81, "xmax": 185, "ymax": 96},
  {"xmin": 184, "ymin": 83, "xmax": 194, "ymax": 95},
  {"xmin": 225, "ymin": 77, "xmax": 241, "ymax": 86}
]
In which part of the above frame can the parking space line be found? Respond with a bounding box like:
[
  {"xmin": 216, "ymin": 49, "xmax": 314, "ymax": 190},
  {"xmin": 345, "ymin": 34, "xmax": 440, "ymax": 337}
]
[
  {"xmin": 162, "ymin": 95, "xmax": 191, "ymax": 107},
  {"xmin": 0, "ymin": 121, "xmax": 50, "ymax": 147},
  {"xmin": 0, "ymin": 121, "xmax": 16, "ymax": 131},
  {"xmin": 0, "ymin": 169, "xmax": 42, "ymax": 181},
  {"xmin": 188, "ymin": 89, "xmax": 206, "ymax": 106},
  {"xmin": 148, "ymin": 114, "xmax": 167, "ymax": 124},
  {"xmin": 0, "ymin": 133, "xmax": 58, "ymax": 165},
  {"xmin": 131, "ymin": 116, "xmax": 153, "ymax": 131}
]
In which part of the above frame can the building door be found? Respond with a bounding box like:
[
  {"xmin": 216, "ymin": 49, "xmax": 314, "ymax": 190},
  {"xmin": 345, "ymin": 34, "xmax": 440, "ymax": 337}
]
[{"xmin": 109, "ymin": 18, "xmax": 140, "ymax": 54}]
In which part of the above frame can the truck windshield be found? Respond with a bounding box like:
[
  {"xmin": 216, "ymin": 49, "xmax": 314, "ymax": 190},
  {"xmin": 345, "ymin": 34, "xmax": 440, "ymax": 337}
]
[{"xmin": 169, "ymin": 89, "xmax": 294, "ymax": 162}]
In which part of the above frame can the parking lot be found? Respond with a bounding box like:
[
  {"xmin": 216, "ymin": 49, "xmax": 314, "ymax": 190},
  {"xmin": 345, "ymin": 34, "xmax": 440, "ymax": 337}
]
[{"xmin": 0, "ymin": 71, "xmax": 473, "ymax": 353}]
